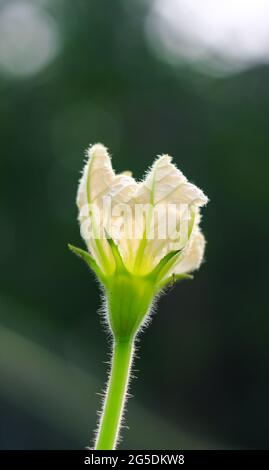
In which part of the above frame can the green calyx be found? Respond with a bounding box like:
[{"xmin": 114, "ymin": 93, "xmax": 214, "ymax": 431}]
[
  {"xmin": 105, "ymin": 272, "xmax": 155, "ymax": 341},
  {"xmin": 68, "ymin": 239, "xmax": 191, "ymax": 341}
]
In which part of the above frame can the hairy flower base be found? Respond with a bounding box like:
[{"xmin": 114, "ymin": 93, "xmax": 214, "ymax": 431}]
[
  {"xmin": 105, "ymin": 273, "xmax": 156, "ymax": 341},
  {"xmin": 69, "ymin": 242, "xmax": 191, "ymax": 341}
]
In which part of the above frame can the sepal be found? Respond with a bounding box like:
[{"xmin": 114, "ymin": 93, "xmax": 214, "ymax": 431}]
[
  {"xmin": 147, "ymin": 249, "xmax": 181, "ymax": 282},
  {"xmin": 68, "ymin": 244, "xmax": 105, "ymax": 282}
]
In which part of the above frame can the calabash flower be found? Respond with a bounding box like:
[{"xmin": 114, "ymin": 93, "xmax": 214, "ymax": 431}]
[{"xmin": 69, "ymin": 143, "xmax": 208, "ymax": 449}]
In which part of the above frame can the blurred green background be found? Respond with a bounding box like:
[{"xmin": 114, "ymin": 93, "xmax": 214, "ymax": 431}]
[{"xmin": 0, "ymin": 0, "xmax": 268, "ymax": 449}]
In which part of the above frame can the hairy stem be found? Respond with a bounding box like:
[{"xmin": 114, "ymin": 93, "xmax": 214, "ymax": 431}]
[{"xmin": 94, "ymin": 339, "xmax": 134, "ymax": 450}]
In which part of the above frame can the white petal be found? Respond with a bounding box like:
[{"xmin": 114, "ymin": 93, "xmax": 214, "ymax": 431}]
[
  {"xmin": 120, "ymin": 170, "xmax": 133, "ymax": 177},
  {"xmin": 76, "ymin": 143, "xmax": 115, "ymax": 213},
  {"xmin": 135, "ymin": 155, "xmax": 208, "ymax": 207},
  {"xmin": 107, "ymin": 174, "xmax": 139, "ymax": 268},
  {"xmin": 76, "ymin": 144, "xmax": 116, "ymax": 266},
  {"xmin": 107, "ymin": 174, "xmax": 137, "ymax": 204},
  {"xmin": 131, "ymin": 152, "xmax": 207, "ymax": 272},
  {"xmin": 174, "ymin": 230, "xmax": 206, "ymax": 274}
]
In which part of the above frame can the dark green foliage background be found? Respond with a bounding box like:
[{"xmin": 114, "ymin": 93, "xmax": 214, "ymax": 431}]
[{"xmin": 0, "ymin": 0, "xmax": 268, "ymax": 449}]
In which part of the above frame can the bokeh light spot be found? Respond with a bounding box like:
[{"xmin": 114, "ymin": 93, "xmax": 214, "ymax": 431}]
[
  {"xmin": 146, "ymin": 0, "xmax": 269, "ymax": 75},
  {"xmin": 0, "ymin": 1, "xmax": 61, "ymax": 78}
]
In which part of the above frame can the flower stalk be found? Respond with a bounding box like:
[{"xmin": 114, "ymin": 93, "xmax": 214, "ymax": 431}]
[{"xmin": 95, "ymin": 340, "xmax": 134, "ymax": 450}]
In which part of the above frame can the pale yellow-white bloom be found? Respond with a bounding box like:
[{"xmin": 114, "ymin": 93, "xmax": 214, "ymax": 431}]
[
  {"xmin": 76, "ymin": 143, "xmax": 208, "ymax": 284},
  {"xmin": 71, "ymin": 143, "xmax": 209, "ymax": 451}
]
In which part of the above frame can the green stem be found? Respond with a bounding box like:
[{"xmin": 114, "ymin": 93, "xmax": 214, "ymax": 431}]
[{"xmin": 95, "ymin": 340, "xmax": 134, "ymax": 450}]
